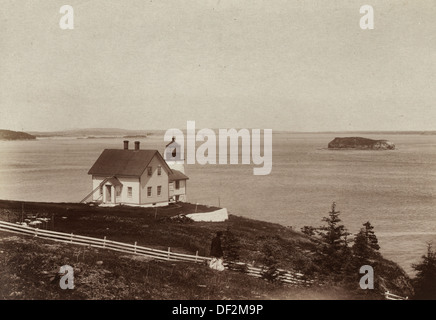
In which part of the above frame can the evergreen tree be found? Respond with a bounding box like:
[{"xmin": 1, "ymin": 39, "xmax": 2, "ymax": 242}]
[
  {"xmin": 259, "ymin": 236, "xmax": 284, "ymax": 282},
  {"xmin": 412, "ymin": 243, "xmax": 436, "ymax": 300},
  {"xmin": 352, "ymin": 221, "xmax": 380, "ymax": 262},
  {"xmin": 352, "ymin": 229, "xmax": 369, "ymax": 260},
  {"xmin": 315, "ymin": 202, "xmax": 351, "ymax": 274},
  {"xmin": 362, "ymin": 221, "xmax": 380, "ymax": 251},
  {"xmin": 317, "ymin": 202, "xmax": 350, "ymax": 251},
  {"xmin": 222, "ymin": 228, "xmax": 240, "ymax": 262},
  {"xmin": 222, "ymin": 228, "xmax": 246, "ymax": 272},
  {"xmin": 301, "ymin": 226, "xmax": 316, "ymax": 237}
]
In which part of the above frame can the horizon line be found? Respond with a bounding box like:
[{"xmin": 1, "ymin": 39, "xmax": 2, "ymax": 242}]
[{"xmin": 6, "ymin": 127, "xmax": 436, "ymax": 134}]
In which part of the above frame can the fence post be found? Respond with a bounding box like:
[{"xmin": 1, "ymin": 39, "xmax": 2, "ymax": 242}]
[
  {"xmin": 35, "ymin": 228, "xmax": 38, "ymax": 237},
  {"xmin": 195, "ymin": 250, "xmax": 198, "ymax": 263},
  {"xmin": 167, "ymin": 247, "xmax": 171, "ymax": 261},
  {"xmin": 70, "ymin": 233, "xmax": 73, "ymax": 243},
  {"xmin": 103, "ymin": 236, "xmax": 106, "ymax": 248},
  {"xmin": 134, "ymin": 242, "xmax": 137, "ymax": 254}
]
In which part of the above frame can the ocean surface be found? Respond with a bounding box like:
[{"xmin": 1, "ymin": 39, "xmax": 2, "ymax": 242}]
[{"xmin": 0, "ymin": 132, "xmax": 435, "ymax": 275}]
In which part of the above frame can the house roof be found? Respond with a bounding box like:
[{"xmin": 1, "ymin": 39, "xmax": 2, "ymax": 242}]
[
  {"xmin": 169, "ymin": 169, "xmax": 189, "ymax": 182},
  {"xmin": 88, "ymin": 149, "xmax": 172, "ymax": 177}
]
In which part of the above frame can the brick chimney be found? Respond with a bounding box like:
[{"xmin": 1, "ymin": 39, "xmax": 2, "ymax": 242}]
[
  {"xmin": 123, "ymin": 140, "xmax": 129, "ymax": 150},
  {"xmin": 134, "ymin": 141, "xmax": 140, "ymax": 151}
]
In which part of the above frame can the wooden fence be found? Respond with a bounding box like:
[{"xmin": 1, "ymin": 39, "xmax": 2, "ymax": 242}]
[
  {"xmin": 384, "ymin": 291, "xmax": 408, "ymax": 300},
  {"xmin": 0, "ymin": 220, "xmax": 312, "ymax": 286}
]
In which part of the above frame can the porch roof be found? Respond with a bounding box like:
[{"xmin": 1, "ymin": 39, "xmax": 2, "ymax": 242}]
[{"xmin": 169, "ymin": 169, "xmax": 189, "ymax": 182}]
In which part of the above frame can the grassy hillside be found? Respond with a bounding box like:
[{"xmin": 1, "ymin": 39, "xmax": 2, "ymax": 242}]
[
  {"xmin": 0, "ymin": 199, "xmax": 413, "ymax": 299},
  {"xmin": 1, "ymin": 232, "xmax": 378, "ymax": 300}
]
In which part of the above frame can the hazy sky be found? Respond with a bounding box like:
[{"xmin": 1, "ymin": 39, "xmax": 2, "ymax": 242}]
[{"xmin": 0, "ymin": 0, "xmax": 435, "ymax": 132}]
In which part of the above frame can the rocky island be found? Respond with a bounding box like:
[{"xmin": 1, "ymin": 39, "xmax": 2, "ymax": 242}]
[
  {"xmin": 0, "ymin": 129, "xmax": 36, "ymax": 141},
  {"xmin": 328, "ymin": 137, "xmax": 395, "ymax": 150}
]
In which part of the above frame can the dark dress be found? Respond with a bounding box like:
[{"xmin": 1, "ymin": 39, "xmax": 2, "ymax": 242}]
[{"xmin": 210, "ymin": 236, "xmax": 223, "ymax": 258}]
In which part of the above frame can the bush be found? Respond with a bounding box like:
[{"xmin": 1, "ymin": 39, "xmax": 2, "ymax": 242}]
[
  {"xmin": 412, "ymin": 243, "xmax": 436, "ymax": 300},
  {"xmin": 222, "ymin": 228, "xmax": 247, "ymax": 273},
  {"xmin": 258, "ymin": 236, "xmax": 284, "ymax": 283}
]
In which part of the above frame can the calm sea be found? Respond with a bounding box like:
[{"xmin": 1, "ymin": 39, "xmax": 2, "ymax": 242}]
[{"xmin": 0, "ymin": 132, "xmax": 435, "ymax": 275}]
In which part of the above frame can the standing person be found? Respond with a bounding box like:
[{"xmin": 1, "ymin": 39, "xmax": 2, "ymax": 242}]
[{"xmin": 209, "ymin": 231, "xmax": 225, "ymax": 271}]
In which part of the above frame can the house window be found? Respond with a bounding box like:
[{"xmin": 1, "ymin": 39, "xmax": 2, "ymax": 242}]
[
  {"xmin": 158, "ymin": 166, "xmax": 162, "ymax": 176},
  {"xmin": 157, "ymin": 186, "xmax": 162, "ymax": 196},
  {"xmin": 127, "ymin": 187, "xmax": 132, "ymax": 198},
  {"xmin": 147, "ymin": 167, "xmax": 152, "ymax": 176},
  {"xmin": 175, "ymin": 181, "xmax": 180, "ymax": 190},
  {"xmin": 147, "ymin": 187, "xmax": 152, "ymax": 197},
  {"xmin": 116, "ymin": 186, "xmax": 121, "ymax": 197}
]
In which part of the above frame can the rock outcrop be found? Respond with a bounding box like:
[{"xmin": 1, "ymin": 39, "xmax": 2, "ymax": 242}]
[{"xmin": 328, "ymin": 137, "xmax": 395, "ymax": 150}]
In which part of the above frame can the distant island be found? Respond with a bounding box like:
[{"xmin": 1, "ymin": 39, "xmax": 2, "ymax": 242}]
[
  {"xmin": 123, "ymin": 135, "xmax": 148, "ymax": 138},
  {"xmin": 0, "ymin": 129, "xmax": 36, "ymax": 141},
  {"xmin": 328, "ymin": 137, "xmax": 395, "ymax": 150},
  {"xmin": 28, "ymin": 128, "xmax": 151, "ymax": 139}
]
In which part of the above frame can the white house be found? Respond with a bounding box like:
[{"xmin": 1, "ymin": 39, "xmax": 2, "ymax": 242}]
[
  {"xmin": 87, "ymin": 140, "xmax": 188, "ymax": 206},
  {"xmin": 169, "ymin": 170, "xmax": 188, "ymax": 202}
]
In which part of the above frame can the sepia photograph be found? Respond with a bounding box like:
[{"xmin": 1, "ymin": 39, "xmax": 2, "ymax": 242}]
[{"xmin": 0, "ymin": 0, "xmax": 435, "ymax": 308}]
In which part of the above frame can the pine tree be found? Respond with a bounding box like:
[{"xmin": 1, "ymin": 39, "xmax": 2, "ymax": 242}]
[
  {"xmin": 301, "ymin": 226, "xmax": 316, "ymax": 237},
  {"xmin": 352, "ymin": 229, "xmax": 369, "ymax": 260},
  {"xmin": 317, "ymin": 202, "xmax": 350, "ymax": 251},
  {"xmin": 259, "ymin": 236, "xmax": 285, "ymax": 282},
  {"xmin": 315, "ymin": 202, "xmax": 351, "ymax": 274},
  {"xmin": 412, "ymin": 243, "xmax": 436, "ymax": 300},
  {"xmin": 222, "ymin": 228, "xmax": 240, "ymax": 262},
  {"xmin": 362, "ymin": 221, "xmax": 380, "ymax": 251},
  {"xmin": 352, "ymin": 221, "xmax": 380, "ymax": 262},
  {"xmin": 222, "ymin": 228, "xmax": 246, "ymax": 272}
]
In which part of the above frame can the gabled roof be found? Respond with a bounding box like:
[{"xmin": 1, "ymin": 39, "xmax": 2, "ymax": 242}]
[
  {"xmin": 169, "ymin": 169, "xmax": 189, "ymax": 182},
  {"xmin": 88, "ymin": 149, "xmax": 171, "ymax": 177}
]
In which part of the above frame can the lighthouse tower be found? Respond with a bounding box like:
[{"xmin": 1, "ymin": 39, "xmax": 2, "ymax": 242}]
[{"xmin": 164, "ymin": 136, "xmax": 185, "ymax": 174}]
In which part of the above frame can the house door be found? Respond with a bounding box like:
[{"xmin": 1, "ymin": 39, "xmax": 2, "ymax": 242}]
[{"xmin": 106, "ymin": 185, "xmax": 112, "ymax": 203}]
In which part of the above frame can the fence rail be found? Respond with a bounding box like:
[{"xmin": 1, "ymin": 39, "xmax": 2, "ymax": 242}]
[
  {"xmin": 384, "ymin": 291, "xmax": 408, "ymax": 300},
  {"xmin": 0, "ymin": 220, "xmax": 311, "ymax": 286}
]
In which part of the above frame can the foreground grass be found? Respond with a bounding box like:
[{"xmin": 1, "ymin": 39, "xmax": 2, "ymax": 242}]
[
  {"xmin": 0, "ymin": 200, "xmax": 313, "ymax": 268},
  {"xmin": 0, "ymin": 199, "xmax": 412, "ymax": 299},
  {"xmin": 0, "ymin": 232, "xmax": 366, "ymax": 300}
]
